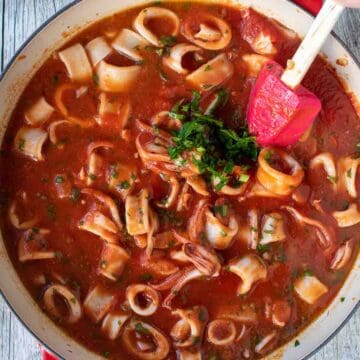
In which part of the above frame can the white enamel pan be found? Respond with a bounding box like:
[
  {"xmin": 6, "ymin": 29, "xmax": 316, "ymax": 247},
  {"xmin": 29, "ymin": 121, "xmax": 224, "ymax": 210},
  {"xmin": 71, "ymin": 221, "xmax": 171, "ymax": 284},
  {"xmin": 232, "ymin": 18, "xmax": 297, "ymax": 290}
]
[{"xmin": 0, "ymin": 0, "xmax": 359, "ymax": 359}]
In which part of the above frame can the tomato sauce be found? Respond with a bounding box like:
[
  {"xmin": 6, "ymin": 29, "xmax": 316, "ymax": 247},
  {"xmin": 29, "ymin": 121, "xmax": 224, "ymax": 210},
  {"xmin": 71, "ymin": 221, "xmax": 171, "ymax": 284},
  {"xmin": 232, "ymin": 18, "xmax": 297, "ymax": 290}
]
[{"xmin": 0, "ymin": 2, "xmax": 359, "ymax": 359}]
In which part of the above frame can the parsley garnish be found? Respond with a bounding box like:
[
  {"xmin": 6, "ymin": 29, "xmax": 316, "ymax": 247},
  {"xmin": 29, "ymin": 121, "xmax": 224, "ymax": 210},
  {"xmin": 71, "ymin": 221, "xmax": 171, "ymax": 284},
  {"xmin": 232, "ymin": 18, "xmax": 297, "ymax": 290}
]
[
  {"xmin": 117, "ymin": 180, "xmax": 130, "ymax": 190},
  {"xmin": 213, "ymin": 204, "xmax": 228, "ymax": 217},
  {"xmin": 54, "ymin": 175, "xmax": 64, "ymax": 184},
  {"xmin": 327, "ymin": 175, "xmax": 338, "ymax": 184},
  {"xmin": 47, "ymin": 204, "xmax": 57, "ymax": 221},
  {"xmin": 257, "ymin": 243, "xmax": 269, "ymax": 254},
  {"xmin": 18, "ymin": 139, "xmax": 25, "ymax": 151},
  {"xmin": 92, "ymin": 73, "xmax": 99, "ymax": 86},
  {"xmin": 303, "ymin": 269, "xmax": 313, "ymax": 277},
  {"xmin": 140, "ymin": 273, "xmax": 153, "ymax": 282},
  {"xmin": 167, "ymin": 91, "xmax": 258, "ymax": 190},
  {"xmin": 135, "ymin": 322, "xmax": 150, "ymax": 335},
  {"xmin": 294, "ymin": 339, "xmax": 300, "ymax": 347},
  {"xmin": 71, "ymin": 187, "xmax": 80, "ymax": 203},
  {"xmin": 198, "ymin": 308, "xmax": 207, "ymax": 322},
  {"xmin": 160, "ymin": 35, "xmax": 177, "ymax": 47}
]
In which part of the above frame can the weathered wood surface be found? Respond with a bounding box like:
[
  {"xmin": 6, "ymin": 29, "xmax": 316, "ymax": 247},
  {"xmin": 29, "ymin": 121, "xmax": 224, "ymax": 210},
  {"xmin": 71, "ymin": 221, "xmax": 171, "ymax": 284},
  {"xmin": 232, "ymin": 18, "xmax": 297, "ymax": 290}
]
[{"xmin": 0, "ymin": 1, "xmax": 359, "ymax": 359}]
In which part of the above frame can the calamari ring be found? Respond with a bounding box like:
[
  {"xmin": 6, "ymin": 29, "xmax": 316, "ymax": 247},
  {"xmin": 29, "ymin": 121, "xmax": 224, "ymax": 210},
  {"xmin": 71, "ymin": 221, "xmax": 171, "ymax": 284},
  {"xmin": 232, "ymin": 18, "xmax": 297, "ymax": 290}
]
[{"xmin": 257, "ymin": 147, "xmax": 304, "ymax": 195}]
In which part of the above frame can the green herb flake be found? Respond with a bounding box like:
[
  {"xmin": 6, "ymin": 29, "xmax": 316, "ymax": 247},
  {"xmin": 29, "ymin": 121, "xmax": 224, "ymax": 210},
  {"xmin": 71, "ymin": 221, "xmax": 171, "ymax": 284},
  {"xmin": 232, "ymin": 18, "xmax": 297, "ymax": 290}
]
[
  {"xmin": 341, "ymin": 200, "xmax": 350, "ymax": 211},
  {"xmin": 257, "ymin": 243, "xmax": 269, "ymax": 254},
  {"xmin": 303, "ymin": 269, "xmax": 313, "ymax": 277},
  {"xmin": 239, "ymin": 173, "xmax": 250, "ymax": 183},
  {"xmin": 294, "ymin": 339, "xmax": 300, "ymax": 347},
  {"xmin": 140, "ymin": 273, "xmax": 153, "ymax": 282},
  {"xmin": 346, "ymin": 168, "xmax": 352, "ymax": 178},
  {"xmin": 182, "ymin": 2, "xmax": 191, "ymax": 11},
  {"xmin": 109, "ymin": 165, "xmax": 118, "ymax": 179},
  {"xmin": 54, "ymin": 251, "xmax": 63, "ymax": 259},
  {"xmin": 51, "ymin": 74, "xmax": 59, "ymax": 86},
  {"xmin": 71, "ymin": 187, "xmax": 80, "ymax": 203},
  {"xmin": 103, "ymin": 351, "xmax": 110, "ymax": 358},
  {"xmin": 340, "ymin": 297, "xmax": 345, "ymax": 302},
  {"xmin": 198, "ymin": 308, "xmax": 207, "ymax": 322},
  {"xmin": 191, "ymin": 336, "xmax": 200, "ymax": 345},
  {"xmin": 47, "ymin": 204, "xmax": 57, "ymax": 221},
  {"xmin": 54, "ymin": 175, "xmax": 64, "ymax": 184},
  {"xmin": 92, "ymin": 73, "xmax": 99, "ymax": 86},
  {"xmin": 220, "ymin": 229, "xmax": 228, "ymax": 237},
  {"xmin": 166, "ymin": 92, "xmax": 258, "ymax": 192},
  {"xmin": 135, "ymin": 322, "xmax": 150, "ymax": 335},
  {"xmin": 202, "ymin": 84, "xmax": 213, "ymax": 90},
  {"xmin": 264, "ymin": 151, "xmax": 272, "ymax": 162},
  {"xmin": 89, "ymin": 173, "xmax": 97, "ymax": 181},
  {"xmin": 204, "ymin": 64, "xmax": 212, "ymax": 72},
  {"xmin": 213, "ymin": 204, "xmax": 228, "ymax": 217},
  {"xmin": 327, "ymin": 175, "xmax": 338, "ymax": 184},
  {"xmin": 160, "ymin": 35, "xmax": 177, "ymax": 47},
  {"xmin": 18, "ymin": 139, "xmax": 25, "ymax": 152},
  {"xmin": 117, "ymin": 180, "xmax": 130, "ymax": 190}
]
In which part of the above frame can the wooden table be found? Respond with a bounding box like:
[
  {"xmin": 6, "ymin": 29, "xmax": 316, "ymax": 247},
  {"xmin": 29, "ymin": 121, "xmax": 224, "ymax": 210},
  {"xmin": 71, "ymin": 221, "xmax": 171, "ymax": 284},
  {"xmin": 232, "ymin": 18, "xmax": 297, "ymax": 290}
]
[{"xmin": 0, "ymin": 1, "xmax": 359, "ymax": 359}]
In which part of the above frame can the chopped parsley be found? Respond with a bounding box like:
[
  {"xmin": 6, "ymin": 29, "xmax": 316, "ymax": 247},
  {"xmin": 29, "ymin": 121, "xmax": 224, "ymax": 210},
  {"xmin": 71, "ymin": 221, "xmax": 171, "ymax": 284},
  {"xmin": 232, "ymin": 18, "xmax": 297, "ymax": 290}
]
[
  {"xmin": 213, "ymin": 204, "xmax": 228, "ymax": 217},
  {"xmin": 327, "ymin": 175, "xmax": 338, "ymax": 184},
  {"xmin": 47, "ymin": 204, "xmax": 57, "ymax": 221},
  {"xmin": 191, "ymin": 336, "xmax": 200, "ymax": 345},
  {"xmin": 204, "ymin": 64, "xmax": 212, "ymax": 71},
  {"xmin": 239, "ymin": 173, "xmax": 250, "ymax": 183},
  {"xmin": 182, "ymin": 2, "xmax": 191, "ymax": 11},
  {"xmin": 117, "ymin": 180, "xmax": 130, "ymax": 190},
  {"xmin": 340, "ymin": 297, "xmax": 345, "ymax": 302},
  {"xmin": 160, "ymin": 35, "xmax": 177, "ymax": 47},
  {"xmin": 257, "ymin": 243, "xmax": 269, "ymax": 254},
  {"xmin": 167, "ymin": 91, "xmax": 258, "ymax": 190},
  {"xmin": 198, "ymin": 308, "xmax": 207, "ymax": 322},
  {"xmin": 54, "ymin": 175, "xmax": 64, "ymax": 184},
  {"xmin": 18, "ymin": 139, "xmax": 25, "ymax": 151},
  {"xmin": 264, "ymin": 150, "xmax": 272, "ymax": 162},
  {"xmin": 71, "ymin": 187, "xmax": 80, "ymax": 203},
  {"xmin": 303, "ymin": 268, "xmax": 313, "ymax": 277},
  {"xmin": 294, "ymin": 339, "xmax": 300, "ymax": 347},
  {"xmin": 135, "ymin": 322, "xmax": 150, "ymax": 335},
  {"xmin": 51, "ymin": 74, "xmax": 59, "ymax": 86},
  {"xmin": 346, "ymin": 168, "xmax": 352, "ymax": 178},
  {"xmin": 109, "ymin": 165, "xmax": 118, "ymax": 179},
  {"xmin": 92, "ymin": 73, "xmax": 99, "ymax": 86},
  {"xmin": 220, "ymin": 229, "xmax": 227, "ymax": 237},
  {"xmin": 140, "ymin": 273, "xmax": 153, "ymax": 282}
]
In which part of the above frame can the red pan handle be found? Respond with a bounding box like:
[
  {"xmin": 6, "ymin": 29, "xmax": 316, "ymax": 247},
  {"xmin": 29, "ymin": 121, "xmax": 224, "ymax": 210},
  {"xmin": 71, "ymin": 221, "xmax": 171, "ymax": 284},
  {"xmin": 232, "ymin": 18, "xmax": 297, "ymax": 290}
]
[
  {"xmin": 40, "ymin": 345, "xmax": 59, "ymax": 360},
  {"xmin": 293, "ymin": 0, "xmax": 323, "ymax": 14}
]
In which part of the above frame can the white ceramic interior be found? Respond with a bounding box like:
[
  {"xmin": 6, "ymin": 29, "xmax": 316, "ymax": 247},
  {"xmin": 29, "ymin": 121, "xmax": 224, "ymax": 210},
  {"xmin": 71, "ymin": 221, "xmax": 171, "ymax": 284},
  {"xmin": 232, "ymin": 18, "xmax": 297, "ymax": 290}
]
[{"xmin": 0, "ymin": 1, "xmax": 359, "ymax": 359}]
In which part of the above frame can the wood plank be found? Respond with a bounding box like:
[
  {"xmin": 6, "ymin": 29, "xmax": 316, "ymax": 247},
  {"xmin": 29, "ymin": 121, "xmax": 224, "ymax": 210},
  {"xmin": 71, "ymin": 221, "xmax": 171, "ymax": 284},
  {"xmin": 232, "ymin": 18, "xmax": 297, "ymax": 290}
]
[{"xmin": 0, "ymin": 2, "xmax": 359, "ymax": 360}]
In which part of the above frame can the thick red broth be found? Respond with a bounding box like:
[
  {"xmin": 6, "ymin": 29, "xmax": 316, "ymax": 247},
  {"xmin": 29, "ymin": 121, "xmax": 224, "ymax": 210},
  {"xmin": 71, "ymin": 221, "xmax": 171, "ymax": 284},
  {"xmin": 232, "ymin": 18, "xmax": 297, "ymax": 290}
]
[{"xmin": 0, "ymin": 2, "xmax": 359, "ymax": 359}]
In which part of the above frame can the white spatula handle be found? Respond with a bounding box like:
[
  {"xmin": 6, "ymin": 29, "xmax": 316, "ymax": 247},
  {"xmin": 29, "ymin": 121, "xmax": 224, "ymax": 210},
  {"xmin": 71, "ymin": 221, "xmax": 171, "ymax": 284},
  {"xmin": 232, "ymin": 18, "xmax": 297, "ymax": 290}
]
[{"xmin": 281, "ymin": 0, "xmax": 344, "ymax": 89}]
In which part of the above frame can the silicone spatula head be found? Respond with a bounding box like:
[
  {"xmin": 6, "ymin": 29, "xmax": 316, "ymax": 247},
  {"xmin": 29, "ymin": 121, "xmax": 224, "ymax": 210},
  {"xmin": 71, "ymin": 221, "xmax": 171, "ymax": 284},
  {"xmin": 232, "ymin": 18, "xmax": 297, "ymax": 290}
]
[{"xmin": 247, "ymin": 61, "xmax": 321, "ymax": 147}]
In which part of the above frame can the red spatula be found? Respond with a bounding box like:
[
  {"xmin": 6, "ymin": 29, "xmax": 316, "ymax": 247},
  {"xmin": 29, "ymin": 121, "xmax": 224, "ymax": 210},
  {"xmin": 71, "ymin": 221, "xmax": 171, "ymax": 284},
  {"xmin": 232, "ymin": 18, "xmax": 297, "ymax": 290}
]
[{"xmin": 247, "ymin": 0, "xmax": 344, "ymax": 147}]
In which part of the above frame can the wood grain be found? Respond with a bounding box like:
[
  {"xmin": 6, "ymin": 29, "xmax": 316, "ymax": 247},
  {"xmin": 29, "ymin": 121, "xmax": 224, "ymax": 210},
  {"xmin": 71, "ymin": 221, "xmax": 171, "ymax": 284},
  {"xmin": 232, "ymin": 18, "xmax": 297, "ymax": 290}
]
[{"xmin": 0, "ymin": 1, "xmax": 359, "ymax": 359}]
